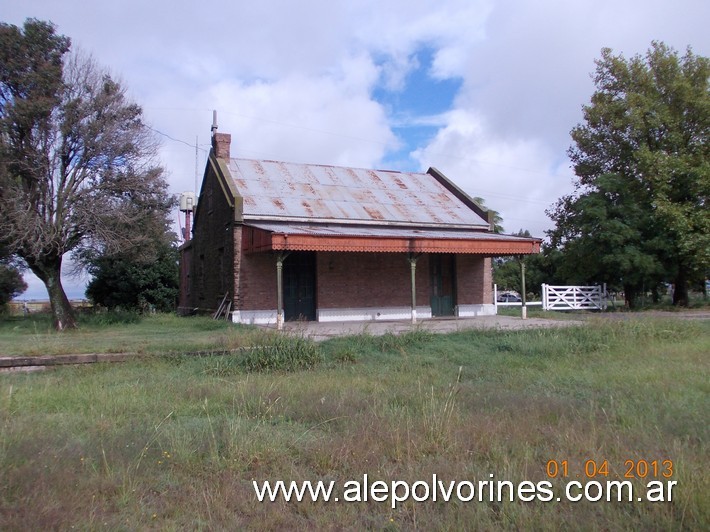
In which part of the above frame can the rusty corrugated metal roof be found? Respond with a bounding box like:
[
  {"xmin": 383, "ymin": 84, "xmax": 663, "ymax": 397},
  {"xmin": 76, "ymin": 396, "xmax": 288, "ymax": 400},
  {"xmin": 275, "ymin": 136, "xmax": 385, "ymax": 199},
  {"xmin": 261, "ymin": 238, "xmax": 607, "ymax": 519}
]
[{"xmin": 228, "ymin": 159, "xmax": 489, "ymax": 229}]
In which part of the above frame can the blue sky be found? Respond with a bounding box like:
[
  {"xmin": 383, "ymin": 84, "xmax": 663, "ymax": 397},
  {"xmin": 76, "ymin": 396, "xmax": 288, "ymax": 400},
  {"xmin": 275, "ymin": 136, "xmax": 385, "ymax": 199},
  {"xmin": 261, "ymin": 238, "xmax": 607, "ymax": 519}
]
[
  {"xmin": 3, "ymin": 0, "xmax": 709, "ymax": 300},
  {"xmin": 374, "ymin": 47, "xmax": 463, "ymax": 170}
]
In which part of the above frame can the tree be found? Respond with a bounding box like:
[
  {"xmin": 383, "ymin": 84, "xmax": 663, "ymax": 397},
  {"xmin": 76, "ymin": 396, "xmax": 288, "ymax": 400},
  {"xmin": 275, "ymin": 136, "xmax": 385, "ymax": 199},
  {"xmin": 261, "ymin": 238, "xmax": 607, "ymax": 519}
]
[
  {"xmin": 549, "ymin": 42, "xmax": 709, "ymax": 306},
  {"xmin": 473, "ymin": 197, "xmax": 504, "ymax": 233},
  {"xmin": 0, "ymin": 266, "xmax": 26, "ymax": 308},
  {"xmin": 0, "ymin": 19, "xmax": 174, "ymax": 329},
  {"xmin": 548, "ymin": 172, "xmax": 666, "ymax": 306},
  {"xmin": 86, "ymin": 240, "xmax": 179, "ymax": 313},
  {"xmin": 0, "ymin": 245, "xmax": 26, "ymax": 307},
  {"xmin": 493, "ymin": 230, "xmax": 557, "ymax": 298}
]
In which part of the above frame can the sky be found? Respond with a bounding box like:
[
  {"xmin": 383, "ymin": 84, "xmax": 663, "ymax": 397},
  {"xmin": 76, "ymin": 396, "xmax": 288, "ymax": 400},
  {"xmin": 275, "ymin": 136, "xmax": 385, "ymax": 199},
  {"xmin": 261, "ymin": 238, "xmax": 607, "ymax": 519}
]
[{"xmin": 4, "ymin": 0, "xmax": 709, "ymax": 300}]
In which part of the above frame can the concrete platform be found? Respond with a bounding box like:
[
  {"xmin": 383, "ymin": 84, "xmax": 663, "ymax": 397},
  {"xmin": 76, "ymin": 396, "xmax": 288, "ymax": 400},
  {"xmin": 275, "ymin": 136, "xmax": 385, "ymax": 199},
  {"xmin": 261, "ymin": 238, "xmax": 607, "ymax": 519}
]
[{"xmin": 269, "ymin": 315, "xmax": 585, "ymax": 341}]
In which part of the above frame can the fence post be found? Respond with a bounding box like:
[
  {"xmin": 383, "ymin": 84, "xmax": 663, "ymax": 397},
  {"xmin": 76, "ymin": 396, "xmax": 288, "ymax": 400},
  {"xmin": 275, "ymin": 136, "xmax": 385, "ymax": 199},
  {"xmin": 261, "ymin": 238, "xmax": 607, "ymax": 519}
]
[
  {"xmin": 542, "ymin": 284, "xmax": 547, "ymax": 311},
  {"xmin": 494, "ymin": 283, "xmax": 498, "ymax": 311}
]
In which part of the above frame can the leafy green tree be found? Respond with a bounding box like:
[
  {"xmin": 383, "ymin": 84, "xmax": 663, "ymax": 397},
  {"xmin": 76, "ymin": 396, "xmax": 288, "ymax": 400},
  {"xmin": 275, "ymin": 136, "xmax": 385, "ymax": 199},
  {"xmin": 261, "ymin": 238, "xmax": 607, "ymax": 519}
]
[
  {"xmin": 548, "ymin": 173, "xmax": 666, "ymax": 306},
  {"xmin": 0, "ymin": 19, "xmax": 173, "ymax": 329},
  {"xmin": 473, "ymin": 197, "xmax": 504, "ymax": 233},
  {"xmin": 493, "ymin": 230, "xmax": 557, "ymax": 298},
  {"xmin": 549, "ymin": 42, "xmax": 709, "ymax": 306},
  {"xmin": 86, "ymin": 240, "xmax": 179, "ymax": 313},
  {"xmin": 0, "ymin": 245, "xmax": 26, "ymax": 307},
  {"xmin": 0, "ymin": 267, "xmax": 25, "ymax": 308}
]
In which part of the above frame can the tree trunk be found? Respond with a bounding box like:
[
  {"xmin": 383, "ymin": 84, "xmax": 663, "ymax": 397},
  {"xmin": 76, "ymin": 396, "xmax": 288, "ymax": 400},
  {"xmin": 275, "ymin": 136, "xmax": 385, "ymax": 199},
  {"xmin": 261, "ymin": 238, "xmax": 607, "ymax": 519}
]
[
  {"xmin": 672, "ymin": 269, "xmax": 689, "ymax": 307},
  {"xmin": 624, "ymin": 284, "xmax": 637, "ymax": 309},
  {"xmin": 28, "ymin": 257, "xmax": 78, "ymax": 330},
  {"xmin": 651, "ymin": 286, "xmax": 660, "ymax": 303}
]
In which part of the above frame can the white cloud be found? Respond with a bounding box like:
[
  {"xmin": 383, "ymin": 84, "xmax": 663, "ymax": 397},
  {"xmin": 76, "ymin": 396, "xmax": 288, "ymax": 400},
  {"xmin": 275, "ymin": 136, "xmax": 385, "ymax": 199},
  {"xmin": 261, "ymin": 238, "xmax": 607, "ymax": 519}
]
[
  {"xmin": 412, "ymin": 109, "xmax": 574, "ymax": 238},
  {"xmin": 203, "ymin": 64, "xmax": 398, "ymax": 168}
]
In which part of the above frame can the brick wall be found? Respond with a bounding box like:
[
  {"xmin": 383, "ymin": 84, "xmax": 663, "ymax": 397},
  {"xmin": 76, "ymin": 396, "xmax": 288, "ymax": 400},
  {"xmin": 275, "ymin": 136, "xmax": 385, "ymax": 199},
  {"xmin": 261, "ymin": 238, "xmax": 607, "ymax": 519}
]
[
  {"xmin": 213, "ymin": 132, "xmax": 231, "ymax": 159},
  {"xmin": 482, "ymin": 257, "xmax": 492, "ymax": 304},
  {"xmin": 315, "ymin": 252, "xmax": 431, "ymax": 309},
  {"xmin": 188, "ymin": 165, "xmax": 235, "ymax": 312},
  {"xmin": 232, "ymin": 250, "xmax": 492, "ymax": 313},
  {"xmin": 456, "ymin": 255, "xmax": 492, "ymax": 304},
  {"xmin": 237, "ymin": 249, "xmax": 278, "ymax": 310},
  {"xmin": 178, "ymin": 243, "xmax": 192, "ymax": 310}
]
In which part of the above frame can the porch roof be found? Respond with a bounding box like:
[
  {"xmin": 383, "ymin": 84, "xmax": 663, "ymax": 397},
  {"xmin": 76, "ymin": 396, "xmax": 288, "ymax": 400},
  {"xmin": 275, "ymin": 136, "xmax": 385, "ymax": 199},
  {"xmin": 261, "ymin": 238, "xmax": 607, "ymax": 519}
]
[{"xmin": 243, "ymin": 222, "xmax": 541, "ymax": 255}]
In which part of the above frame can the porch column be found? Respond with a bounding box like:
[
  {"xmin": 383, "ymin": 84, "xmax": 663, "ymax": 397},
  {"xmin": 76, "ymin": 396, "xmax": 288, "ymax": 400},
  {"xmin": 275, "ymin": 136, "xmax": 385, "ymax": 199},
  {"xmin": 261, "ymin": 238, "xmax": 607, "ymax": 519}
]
[
  {"xmin": 276, "ymin": 252, "xmax": 290, "ymax": 330},
  {"xmin": 408, "ymin": 253, "xmax": 422, "ymax": 324},
  {"xmin": 520, "ymin": 258, "xmax": 527, "ymax": 320}
]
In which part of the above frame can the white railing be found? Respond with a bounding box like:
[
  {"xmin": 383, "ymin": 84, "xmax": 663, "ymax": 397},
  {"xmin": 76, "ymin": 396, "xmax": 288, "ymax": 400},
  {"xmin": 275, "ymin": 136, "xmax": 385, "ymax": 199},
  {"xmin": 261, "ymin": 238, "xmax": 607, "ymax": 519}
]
[{"xmin": 542, "ymin": 284, "xmax": 607, "ymax": 311}]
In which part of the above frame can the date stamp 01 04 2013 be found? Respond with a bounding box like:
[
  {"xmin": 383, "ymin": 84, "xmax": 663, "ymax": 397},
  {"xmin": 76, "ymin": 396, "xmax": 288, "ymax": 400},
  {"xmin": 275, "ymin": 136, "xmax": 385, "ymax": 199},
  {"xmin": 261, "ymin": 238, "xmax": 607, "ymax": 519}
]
[
  {"xmin": 545, "ymin": 459, "xmax": 674, "ymax": 480},
  {"xmin": 545, "ymin": 459, "xmax": 676, "ymax": 502}
]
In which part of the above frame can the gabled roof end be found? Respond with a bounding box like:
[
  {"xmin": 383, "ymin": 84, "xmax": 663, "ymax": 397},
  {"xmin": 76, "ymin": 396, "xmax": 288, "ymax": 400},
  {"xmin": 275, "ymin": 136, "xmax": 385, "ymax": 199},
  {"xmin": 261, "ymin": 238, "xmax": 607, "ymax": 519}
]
[{"xmin": 427, "ymin": 167, "xmax": 491, "ymax": 228}]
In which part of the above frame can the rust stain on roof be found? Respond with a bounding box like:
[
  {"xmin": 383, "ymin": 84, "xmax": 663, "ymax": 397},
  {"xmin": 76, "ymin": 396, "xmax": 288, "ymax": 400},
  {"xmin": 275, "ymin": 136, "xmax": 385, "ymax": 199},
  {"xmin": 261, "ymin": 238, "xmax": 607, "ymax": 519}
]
[
  {"xmin": 323, "ymin": 166, "xmax": 340, "ymax": 185},
  {"xmin": 252, "ymin": 161, "xmax": 266, "ymax": 176},
  {"xmin": 393, "ymin": 202, "xmax": 410, "ymax": 218},
  {"xmin": 392, "ymin": 177, "xmax": 408, "ymax": 190},
  {"xmin": 352, "ymin": 189, "xmax": 371, "ymax": 203},
  {"xmin": 366, "ymin": 170, "xmax": 384, "ymax": 185},
  {"xmin": 363, "ymin": 206, "xmax": 385, "ymax": 220},
  {"xmin": 301, "ymin": 200, "xmax": 314, "ymax": 216},
  {"xmin": 344, "ymin": 167, "xmax": 363, "ymax": 186},
  {"xmin": 302, "ymin": 165, "xmax": 318, "ymax": 183}
]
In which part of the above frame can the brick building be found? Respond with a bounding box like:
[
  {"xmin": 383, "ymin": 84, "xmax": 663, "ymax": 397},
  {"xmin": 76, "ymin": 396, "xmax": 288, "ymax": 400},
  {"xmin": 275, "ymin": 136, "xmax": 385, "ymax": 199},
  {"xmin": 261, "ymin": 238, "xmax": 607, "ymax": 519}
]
[{"xmin": 179, "ymin": 131, "xmax": 540, "ymax": 327}]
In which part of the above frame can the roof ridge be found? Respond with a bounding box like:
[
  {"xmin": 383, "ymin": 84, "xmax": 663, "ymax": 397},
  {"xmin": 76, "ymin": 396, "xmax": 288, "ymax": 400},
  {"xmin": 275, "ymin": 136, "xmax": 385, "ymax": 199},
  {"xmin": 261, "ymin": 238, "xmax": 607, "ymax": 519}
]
[{"xmin": 231, "ymin": 156, "xmax": 422, "ymax": 176}]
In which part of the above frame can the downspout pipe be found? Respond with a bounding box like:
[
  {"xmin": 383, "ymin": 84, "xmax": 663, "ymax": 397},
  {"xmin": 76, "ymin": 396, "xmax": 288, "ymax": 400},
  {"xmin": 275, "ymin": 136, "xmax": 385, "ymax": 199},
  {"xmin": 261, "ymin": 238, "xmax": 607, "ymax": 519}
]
[{"xmin": 275, "ymin": 251, "xmax": 291, "ymax": 330}]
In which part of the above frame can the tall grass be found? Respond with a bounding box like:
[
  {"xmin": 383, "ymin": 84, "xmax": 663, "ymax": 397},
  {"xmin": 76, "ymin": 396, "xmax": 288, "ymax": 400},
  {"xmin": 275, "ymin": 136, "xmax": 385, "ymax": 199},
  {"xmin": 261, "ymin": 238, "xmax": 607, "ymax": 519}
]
[
  {"xmin": 0, "ymin": 317, "xmax": 707, "ymax": 529},
  {"xmin": 200, "ymin": 332, "xmax": 323, "ymax": 375}
]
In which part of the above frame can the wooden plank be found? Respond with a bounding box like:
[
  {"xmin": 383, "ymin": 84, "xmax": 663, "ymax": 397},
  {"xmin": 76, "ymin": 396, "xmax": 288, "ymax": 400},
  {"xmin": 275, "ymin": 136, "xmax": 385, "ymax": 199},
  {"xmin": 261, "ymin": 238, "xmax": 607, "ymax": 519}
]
[
  {"xmin": 213, "ymin": 293, "xmax": 228, "ymax": 319},
  {"xmin": 0, "ymin": 353, "xmax": 139, "ymax": 367}
]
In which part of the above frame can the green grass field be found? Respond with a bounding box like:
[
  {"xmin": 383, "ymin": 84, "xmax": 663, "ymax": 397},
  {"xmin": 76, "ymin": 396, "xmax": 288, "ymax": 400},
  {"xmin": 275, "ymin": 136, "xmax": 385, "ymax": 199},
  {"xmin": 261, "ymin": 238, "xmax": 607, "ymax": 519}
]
[
  {"xmin": 0, "ymin": 313, "xmax": 259, "ymax": 356},
  {"xmin": 0, "ymin": 314, "xmax": 708, "ymax": 530}
]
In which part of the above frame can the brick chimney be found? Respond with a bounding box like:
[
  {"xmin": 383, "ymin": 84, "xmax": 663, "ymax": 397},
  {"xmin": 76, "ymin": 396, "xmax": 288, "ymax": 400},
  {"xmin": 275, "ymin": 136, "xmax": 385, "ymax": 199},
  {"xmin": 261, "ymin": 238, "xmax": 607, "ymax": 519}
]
[{"xmin": 212, "ymin": 132, "xmax": 231, "ymax": 159}]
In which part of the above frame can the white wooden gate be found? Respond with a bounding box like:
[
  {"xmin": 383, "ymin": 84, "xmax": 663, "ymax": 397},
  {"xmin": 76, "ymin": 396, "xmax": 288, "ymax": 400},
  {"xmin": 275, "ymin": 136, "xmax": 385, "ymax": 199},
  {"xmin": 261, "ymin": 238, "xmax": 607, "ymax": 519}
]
[{"xmin": 542, "ymin": 284, "xmax": 607, "ymax": 311}]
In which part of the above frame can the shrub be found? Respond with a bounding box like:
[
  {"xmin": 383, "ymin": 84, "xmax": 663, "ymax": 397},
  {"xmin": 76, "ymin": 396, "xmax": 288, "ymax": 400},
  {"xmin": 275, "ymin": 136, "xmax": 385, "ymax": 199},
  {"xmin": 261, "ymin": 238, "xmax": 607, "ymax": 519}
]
[
  {"xmin": 240, "ymin": 334, "xmax": 322, "ymax": 372},
  {"xmin": 203, "ymin": 334, "xmax": 323, "ymax": 375}
]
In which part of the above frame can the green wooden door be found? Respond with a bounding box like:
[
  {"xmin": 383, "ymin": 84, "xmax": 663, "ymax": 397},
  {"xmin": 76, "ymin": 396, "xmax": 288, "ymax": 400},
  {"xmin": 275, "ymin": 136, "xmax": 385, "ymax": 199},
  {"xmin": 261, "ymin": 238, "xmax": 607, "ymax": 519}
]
[
  {"xmin": 283, "ymin": 252, "xmax": 317, "ymax": 321},
  {"xmin": 430, "ymin": 254, "xmax": 456, "ymax": 317}
]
